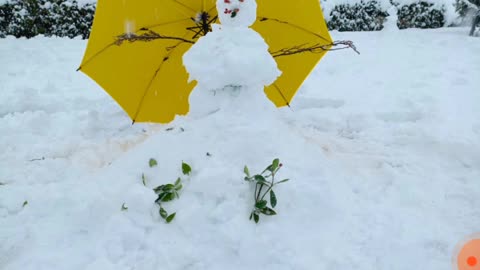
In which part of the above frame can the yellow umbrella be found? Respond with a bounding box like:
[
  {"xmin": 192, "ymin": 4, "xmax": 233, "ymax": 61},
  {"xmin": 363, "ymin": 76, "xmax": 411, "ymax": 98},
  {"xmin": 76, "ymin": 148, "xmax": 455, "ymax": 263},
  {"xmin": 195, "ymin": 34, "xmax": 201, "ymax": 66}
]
[{"xmin": 78, "ymin": 0, "xmax": 348, "ymax": 123}]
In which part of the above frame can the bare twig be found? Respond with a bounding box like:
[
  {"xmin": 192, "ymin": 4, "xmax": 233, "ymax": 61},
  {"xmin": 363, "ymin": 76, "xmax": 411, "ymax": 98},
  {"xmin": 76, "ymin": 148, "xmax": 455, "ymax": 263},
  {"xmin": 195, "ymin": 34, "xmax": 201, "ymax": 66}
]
[
  {"xmin": 29, "ymin": 157, "xmax": 45, "ymax": 162},
  {"xmin": 270, "ymin": 40, "xmax": 360, "ymax": 58},
  {"xmin": 115, "ymin": 30, "xmax": 195, "ymax": 46}
]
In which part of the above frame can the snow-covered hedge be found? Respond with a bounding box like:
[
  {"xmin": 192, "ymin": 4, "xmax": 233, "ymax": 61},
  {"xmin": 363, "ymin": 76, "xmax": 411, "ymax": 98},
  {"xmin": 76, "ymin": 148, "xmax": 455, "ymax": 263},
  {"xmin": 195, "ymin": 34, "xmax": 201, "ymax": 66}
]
[
  {"xmin": 454, "ymin": 0, "xmax": 480, "ymax": 25},
  {"xmin": 0, "ymin": 0, "xmax": 466, "ymax": 38},
  {"xmin": 326, "ymin": 0, "xmax": 448, "ymax": 31},
  {"xmin": 0, "ymin": 0, "xmax": 94, "ymax": 38},
  {"xmin": 327, "ymin": 0, "xmax": 389, "ymax": 31},
  {"xmin": 396, "ymin": 1, "xmax": 446, "ymax": 29}
]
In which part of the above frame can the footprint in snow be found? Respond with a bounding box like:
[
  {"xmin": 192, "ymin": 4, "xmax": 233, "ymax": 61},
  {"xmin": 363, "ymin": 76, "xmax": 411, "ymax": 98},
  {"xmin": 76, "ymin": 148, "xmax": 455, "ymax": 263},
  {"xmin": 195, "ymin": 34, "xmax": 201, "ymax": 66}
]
[
  {"xmin": 293, "ymin": 97, "xmax": 345, "ymax": 111},
  {"xmin": 376, "ymin": 111, "xmax": 423, "ymax": 123}
]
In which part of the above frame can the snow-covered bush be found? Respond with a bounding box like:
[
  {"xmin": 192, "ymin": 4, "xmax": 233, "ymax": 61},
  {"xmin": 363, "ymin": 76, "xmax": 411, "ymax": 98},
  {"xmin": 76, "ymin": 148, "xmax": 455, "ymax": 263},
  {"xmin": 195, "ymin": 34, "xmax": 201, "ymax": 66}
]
[
  {"xmin": 49, "ymin": 0, "xmax": 95, "ymax": 38},
  {"xmin": 0, "ymin": 3, "xmax": 14, "ymax": 37},
  {"xmin": 396, "ymin": 1, "xmax": 446, "ymax": 29},
  {"xmin": 0, "ymin": 0, "xmax": 94, "ymax": 38},
  {"xmin": 455, "ymin": 0, "xmax": 480, "ymax": 17},
  {"xmin": 454, "ymin": 0, "xmax": 480, "ymax": 25},
  {"xmin": 327, "ymin": 0, "xmax": 389, "ymax": 31}
]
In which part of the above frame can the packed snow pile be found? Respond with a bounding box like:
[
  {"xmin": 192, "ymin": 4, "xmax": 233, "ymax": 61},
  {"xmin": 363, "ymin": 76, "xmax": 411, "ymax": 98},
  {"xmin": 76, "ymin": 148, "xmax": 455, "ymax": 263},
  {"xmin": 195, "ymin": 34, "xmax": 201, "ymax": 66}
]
[
  {"xmin": 183, "ymin": 0, "xmax": 280, "ymax": 90},
  {"xmin": 182, "ymin": 26, "xmax": 280, "ymax": 90},
  {"xmin": 1, "ymin": 27, "xmax": 480, "ymax": 270}
]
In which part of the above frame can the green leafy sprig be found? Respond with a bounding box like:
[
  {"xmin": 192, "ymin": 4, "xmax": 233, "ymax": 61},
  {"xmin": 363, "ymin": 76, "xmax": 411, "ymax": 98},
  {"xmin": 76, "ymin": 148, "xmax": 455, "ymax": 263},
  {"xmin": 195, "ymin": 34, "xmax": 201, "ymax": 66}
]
[
  {"xmin": 152, "ymin": 161, "xmax": 191, "ymax": 223},
  {"xmin": 244, "ymin": 158, "xmax": 289, "ymax": 224}
]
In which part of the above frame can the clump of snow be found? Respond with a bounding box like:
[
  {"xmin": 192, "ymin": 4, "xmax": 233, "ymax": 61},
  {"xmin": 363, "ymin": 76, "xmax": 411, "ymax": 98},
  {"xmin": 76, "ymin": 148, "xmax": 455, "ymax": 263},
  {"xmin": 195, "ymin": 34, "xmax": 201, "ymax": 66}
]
[
  {"xmin": 183, "ymin": 26, "xmax": 281, "ymax": 90},
  {"xmin": 216, "ymin": 0, "xmax": 257, "ymax": 27},
  {"xmin": 183, "ymin": 0, "xmax": 280, "ymax": 91},
  {"xmin": 383, "ymin": 5, "xmax": 399, "ymax": 31}
]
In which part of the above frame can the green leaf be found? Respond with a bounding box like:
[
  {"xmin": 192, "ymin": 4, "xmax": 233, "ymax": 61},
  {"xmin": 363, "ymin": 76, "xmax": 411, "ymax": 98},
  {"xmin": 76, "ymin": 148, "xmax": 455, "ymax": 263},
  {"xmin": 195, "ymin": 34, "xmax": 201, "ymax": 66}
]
[
  {"xmin": 149, "ymin": 158, "xmax": 158, "ymax": 168},
  {"xmin": 260, "ymin": 207, "xmax": 277, "ymax": 216},
  {"xmin": 271, "ymin": 158, "xmax": 280, "ymax": 171},
  {"xmin": 142, "ymin": 173, "xmax": 146, "ymax": 186},
  {"xmin": 166, "ymin": 213, "xmax": 176, "ymax": 223},
  {"xmin": 276, "ymin": 179, "xmax": 290, "ymax": 185},
  {"xmin": 174, "ymin": 177, "xmax": 181, "ymax": 186},
  {"xmin": 153, "ymin": 185, "xmax": 165, "ymax": 194},
  {"xmin": 254, "ymin": 175, "xmax": 268, "ymax": 185},
  {"xmin": 255, "ymin": 200, "xmax": 268, "ymax": 209},
  {"xmin": 156, "ymin": 192, "xmax": 167, "ymax": 202},
  {"xmin": 159, "ymin": 207, "xmax": 168, "ymax": 219},
  {"xmin": 22, "ymin": 201, "xmax": 28, "ymax": 207},
  {"xmin": 244, "ymin": 165, "xmax": 250, "ymax": 177},
  {"xmin": 253, "ymin": 213, "xmax": 260, "ymax": 223},
  {"xmin": 121, "ymin": 203, "xmax": 128, "ymax": 211},
  {"xmin": 270, "ymin": 190, "xmax": 277, "ymax": 208},
  {"xmin": 249, "ymin": 212, "xmax": 254, "ymax": 220},
  {"xmin": 182, "ymin": 162, "xmax": 192, "ymax": 175},
  {"xmin": 161, "ymin": 193, "xmax": 175, "ymax": 202},
  {"xmin": 175, "ymin": 184, "xmax": 183, "ymax": 191},
  {"xmin": 163, "ymin": 184, "xmax": 175, "ymax": 191}
]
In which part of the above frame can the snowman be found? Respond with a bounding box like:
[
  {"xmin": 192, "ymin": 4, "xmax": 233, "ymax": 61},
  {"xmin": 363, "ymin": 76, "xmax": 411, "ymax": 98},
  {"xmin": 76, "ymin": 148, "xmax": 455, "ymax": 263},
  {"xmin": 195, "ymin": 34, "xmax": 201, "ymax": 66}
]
[{"xmin": 183, "ymin": 0, "xmax": 281, "ymax": 118}]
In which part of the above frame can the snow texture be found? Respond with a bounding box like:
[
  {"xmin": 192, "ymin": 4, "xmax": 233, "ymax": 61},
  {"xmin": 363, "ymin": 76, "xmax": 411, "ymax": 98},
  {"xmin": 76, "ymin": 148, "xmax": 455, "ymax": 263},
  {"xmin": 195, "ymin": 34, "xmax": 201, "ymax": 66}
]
[{"xmin": 1, "ymin": 28, "xmax": 480, "ymax": 270}]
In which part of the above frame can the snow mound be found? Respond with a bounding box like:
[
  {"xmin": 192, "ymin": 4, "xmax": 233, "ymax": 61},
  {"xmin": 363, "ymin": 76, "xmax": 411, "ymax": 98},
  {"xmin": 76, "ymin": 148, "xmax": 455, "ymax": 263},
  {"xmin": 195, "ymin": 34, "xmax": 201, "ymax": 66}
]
[{"xmin": 1, "ymin": 28, "xmax": 480, "ymax": 270}]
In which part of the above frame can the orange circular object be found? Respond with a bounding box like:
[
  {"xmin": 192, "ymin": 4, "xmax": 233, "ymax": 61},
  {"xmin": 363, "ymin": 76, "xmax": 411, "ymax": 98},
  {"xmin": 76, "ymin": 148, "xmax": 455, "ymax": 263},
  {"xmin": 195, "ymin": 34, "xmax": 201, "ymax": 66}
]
[
  {"xmin": 457, "ymin": 238, "xmax": 480, "ymax": 270},
  {"xmin": 467, "ymin": 256, "xmax": 477, "ymax": 267}
]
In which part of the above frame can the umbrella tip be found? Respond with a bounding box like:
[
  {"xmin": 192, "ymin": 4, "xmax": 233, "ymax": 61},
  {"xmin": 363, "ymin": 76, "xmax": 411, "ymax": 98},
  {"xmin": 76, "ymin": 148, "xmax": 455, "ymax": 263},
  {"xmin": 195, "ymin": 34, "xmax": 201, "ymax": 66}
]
[
  {"xmin": 76, "ymin": 66, "xmax": 81, "ymax": 71},
  {"xmin": 132, "ymin": 120, "xmax": 136, "ymax": 125}
]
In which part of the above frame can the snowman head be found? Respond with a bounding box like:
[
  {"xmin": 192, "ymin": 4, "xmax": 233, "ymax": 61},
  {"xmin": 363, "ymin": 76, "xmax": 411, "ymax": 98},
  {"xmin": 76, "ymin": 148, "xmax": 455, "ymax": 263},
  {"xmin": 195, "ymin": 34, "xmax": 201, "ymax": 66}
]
[{"xmin": 216, "ymin": 0, "xmax": 257, "ymax": 27}]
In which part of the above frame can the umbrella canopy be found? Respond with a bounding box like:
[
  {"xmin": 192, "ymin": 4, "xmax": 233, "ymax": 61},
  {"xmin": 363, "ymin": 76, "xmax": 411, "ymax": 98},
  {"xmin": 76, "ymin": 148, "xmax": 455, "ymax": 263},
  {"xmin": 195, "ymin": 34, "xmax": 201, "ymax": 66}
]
[{"xmin": 78, "ymin": 0, "xmax": 334, "ymax": 123}]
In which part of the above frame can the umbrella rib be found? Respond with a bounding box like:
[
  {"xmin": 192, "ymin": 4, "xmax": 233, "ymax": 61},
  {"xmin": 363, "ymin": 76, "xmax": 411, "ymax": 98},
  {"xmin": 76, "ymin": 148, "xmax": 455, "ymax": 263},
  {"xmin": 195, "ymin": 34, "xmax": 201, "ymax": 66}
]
[
  {"xmin": 77, "ymin": 44, "xmax": 115, "ymax": 71},
  {"xmin": 257, "ymin": 16, "xmax": 331, "ymax": 44},
  {"xmin": 207, "ymin": 5, "xmax": 216, "ymax": 13},
  {"xmin": 77, "ymin": 18, "xmax": 191, "ymax": 71},
  {"xmin": 272, "ymin": 83, "xmax": 291, "ymax": 108},
  {"xmin": 141, "ymin": 18, "xmax": 192, "ymax": 32},
  {"xmin": 132, "ymin": 41, "xmax": 184, "ymax": 122},
  {"xmin": 170, "ymin": 0, "xmax": 196, "ymax": 13}
]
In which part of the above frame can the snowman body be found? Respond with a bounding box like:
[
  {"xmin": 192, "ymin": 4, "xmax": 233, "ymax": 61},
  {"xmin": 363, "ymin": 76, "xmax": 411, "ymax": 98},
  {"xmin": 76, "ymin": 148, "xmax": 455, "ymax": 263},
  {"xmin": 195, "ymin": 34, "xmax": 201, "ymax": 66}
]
[{"xmin": 183, "ymin": 0, "xmax": 281, "ymax": 118}]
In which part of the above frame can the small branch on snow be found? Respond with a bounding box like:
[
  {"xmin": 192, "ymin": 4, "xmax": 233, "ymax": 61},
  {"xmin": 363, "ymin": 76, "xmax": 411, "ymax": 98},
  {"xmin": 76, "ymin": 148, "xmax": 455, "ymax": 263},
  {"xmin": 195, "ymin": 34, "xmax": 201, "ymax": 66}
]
[
  {"xmin": 29, "ymin": 157, "xmax": 45, "ymax": 162},
  {"xmin": 270, "ymin": 40, "xmax": 360, "ymax": 58},
  {"xmin": 114, "ymin": 30, "xmax": 195, "ymax": 46}
]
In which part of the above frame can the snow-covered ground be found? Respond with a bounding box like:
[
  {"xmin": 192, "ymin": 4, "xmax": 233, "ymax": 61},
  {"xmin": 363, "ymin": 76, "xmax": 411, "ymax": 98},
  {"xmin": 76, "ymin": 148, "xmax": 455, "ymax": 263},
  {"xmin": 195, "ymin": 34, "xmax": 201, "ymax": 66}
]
[{"xmin": 1, "ymin": 28, "xmax": 480, "ymax": 270}]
